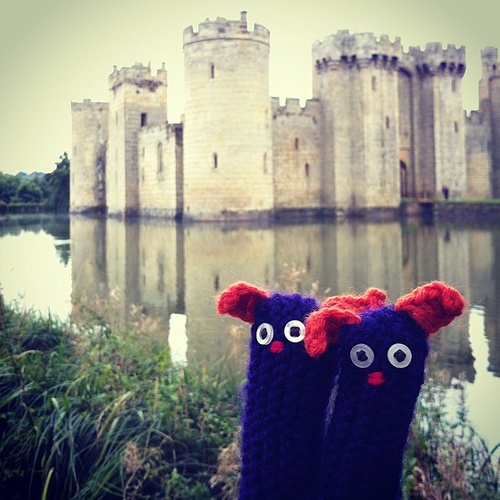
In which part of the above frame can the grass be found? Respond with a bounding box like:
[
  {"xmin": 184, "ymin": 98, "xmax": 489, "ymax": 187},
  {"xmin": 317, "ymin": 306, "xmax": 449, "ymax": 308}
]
[
  {"xmin": 1, "ymin": 281, "xmax": 499, "ymax": 499},
  {"xmin": 0, "ymin": 295, "xmax": 241, "ymax": 499}
]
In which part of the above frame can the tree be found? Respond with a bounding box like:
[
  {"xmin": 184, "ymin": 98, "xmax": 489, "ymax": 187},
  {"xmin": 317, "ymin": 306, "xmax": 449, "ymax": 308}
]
[
  {"xmin": 45, "ymin": 152, "xmax": 70, "ymax": 212},
  {"xmin": 16, "ymin": 180, "xmax": 43, "ymax": 203},
  {"xmin": 0, "ymin": 173, "xmax": 20, "ymax": 203}
]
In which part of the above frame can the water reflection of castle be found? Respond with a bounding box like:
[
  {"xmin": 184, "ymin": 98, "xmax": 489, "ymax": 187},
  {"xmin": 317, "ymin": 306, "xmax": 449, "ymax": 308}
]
[{"xmin": 70, "ymin": 216, "xmax": 500, "ymax": 380}]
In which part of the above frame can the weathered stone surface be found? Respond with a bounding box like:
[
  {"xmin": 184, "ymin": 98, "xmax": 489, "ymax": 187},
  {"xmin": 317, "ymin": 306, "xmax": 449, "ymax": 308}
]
[{"xmin": 70, "ymin": 13, "xmax": 500, "ymax": 221}]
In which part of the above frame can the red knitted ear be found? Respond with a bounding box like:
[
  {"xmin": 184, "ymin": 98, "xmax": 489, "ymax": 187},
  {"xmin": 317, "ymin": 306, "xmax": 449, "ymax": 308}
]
[
  {"xmin": 305, "ymin": 307, "xmax": 361, "ymax": 358},
  {"xmin": 322, "ymin": 287, "xmax": 387, "ymax": 312},
  {"xmin": 216, "ymin": 282, "xmax": 269, "ymax": 323},
  {"xmin": 394, "ymin": 281, "xmax": 466, "ymax": 337}
]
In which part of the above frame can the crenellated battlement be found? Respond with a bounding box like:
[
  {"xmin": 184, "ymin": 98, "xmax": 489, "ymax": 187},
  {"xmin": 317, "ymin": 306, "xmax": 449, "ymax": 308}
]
[
  {"xmin": 71, "ymin": 11, "xmax": 500, "ymax": 218},
  {"xmin": 408, "ymin": 43, "xmax": 466, "ymax": 77},
  {"xmin": 109, "ymin": 62, "xmax": 167, "ymax": 92},
  {"xmin": 272, "ymin": 97, "xmax": 320, "ymax": 116},
  {"xmin": 313, "ymin": 30, "xmax": 403, "ymax": 71},
  {"xmin": 71, "ymin": 99, "xmax": 108, "ymax": 112},
  {"xmin": 183, "ymin": 11, "xmax": 269, "ymax": 47}
]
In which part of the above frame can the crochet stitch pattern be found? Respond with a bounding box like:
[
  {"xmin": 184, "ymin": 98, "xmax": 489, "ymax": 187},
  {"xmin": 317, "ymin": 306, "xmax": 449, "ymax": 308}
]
[
  {"xmin": 305, "ymin": 281, "xmax": 466, "ymax": 500},
  {"xmin": 217, "ymin": 282, "xmax": 349, "ymax": 500}
]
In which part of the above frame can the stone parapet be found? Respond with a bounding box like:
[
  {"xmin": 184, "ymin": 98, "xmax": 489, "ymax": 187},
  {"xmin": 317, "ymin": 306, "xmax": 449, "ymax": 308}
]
[
  {"xmin": 313, "ymin": 31, "xmax": 403, "ymax": 71},
  {"xmin": 109, "ymin": 62, "xmax": 167, "ymax": 92},
  {"xmin": 183, "ymin": 11, "xmax": 269, "ymax": 47},
  {"xmin": 408, "ymin": 43, "xmax": 466, "ymax": 77}
]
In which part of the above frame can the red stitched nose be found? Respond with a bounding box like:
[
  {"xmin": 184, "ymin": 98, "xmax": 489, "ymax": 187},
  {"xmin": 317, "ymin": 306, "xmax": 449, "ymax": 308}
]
[
  {"xmin": 367, "ymin": 371, "xmax": 386, "ymax": 386},
  {"xmin": 270, "ymin": 341, "xmax": 284, "ymax": 354}
]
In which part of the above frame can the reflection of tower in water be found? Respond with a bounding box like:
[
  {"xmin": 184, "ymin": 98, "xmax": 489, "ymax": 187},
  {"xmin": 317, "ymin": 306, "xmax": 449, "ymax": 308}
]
[{"xmin": 71, "ymin": 218, "xmax": 479, "ymax": 379}]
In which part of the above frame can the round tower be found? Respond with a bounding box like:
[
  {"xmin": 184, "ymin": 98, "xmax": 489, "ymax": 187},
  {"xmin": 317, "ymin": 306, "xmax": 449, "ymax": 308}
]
[
  {"xmin": 312, "ymin": 31, "xmax": 403, "ymax": 211},
  {"xmin": 182, "ymin": 11, "xmax": 273, "ymax": 220},
  {"xmin": 70, "ymin": 99, "xmax": 108, "ymax": 213},
  {"xmin": 106, "ymin": 63, "xmax": 167, "ymax": 217}
]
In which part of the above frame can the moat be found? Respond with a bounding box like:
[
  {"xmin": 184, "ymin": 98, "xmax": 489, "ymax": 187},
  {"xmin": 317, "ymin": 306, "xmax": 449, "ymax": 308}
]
[{"xmin": 1, "ymin": 213, "xmax": 500, "ymax": 450}]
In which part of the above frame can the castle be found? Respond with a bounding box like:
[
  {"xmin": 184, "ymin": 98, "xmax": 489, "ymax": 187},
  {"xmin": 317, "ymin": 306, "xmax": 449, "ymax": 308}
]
[{"xmin": 70, "ymin": 11, "xmax": 500, "ymax": 220}]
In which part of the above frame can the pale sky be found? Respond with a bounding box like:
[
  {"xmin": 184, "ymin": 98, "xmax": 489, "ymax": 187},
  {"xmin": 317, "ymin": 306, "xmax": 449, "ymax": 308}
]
[{"xmin": 1, "ymin": 0, "xmax": 498, "ymax": 175}]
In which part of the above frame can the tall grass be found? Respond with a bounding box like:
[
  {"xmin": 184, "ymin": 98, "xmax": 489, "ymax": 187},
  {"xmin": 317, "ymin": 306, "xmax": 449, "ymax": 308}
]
[
  {"xmin": 0, "ymin": 295, "xmax": 240, "ymax": 499},
  {"xmin": 403, "ymin": 368, "xmax": 500, "ymax": 499}
]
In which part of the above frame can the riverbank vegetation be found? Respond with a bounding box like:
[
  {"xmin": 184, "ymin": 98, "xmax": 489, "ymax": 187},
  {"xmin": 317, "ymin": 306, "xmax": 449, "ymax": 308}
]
[
  {"xmin": 0, "ymin": 152, "xmax": 70, "ymax": 214},
  {"xmin": 0, "ymin": 294, "xmax": 499, "ymax": 499}
]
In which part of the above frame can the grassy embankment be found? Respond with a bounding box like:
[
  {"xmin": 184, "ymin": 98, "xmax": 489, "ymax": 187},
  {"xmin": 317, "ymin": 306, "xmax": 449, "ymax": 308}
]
[{"xmin": 0, "ymin": 290, "xmax": 499, "ymax": 499}]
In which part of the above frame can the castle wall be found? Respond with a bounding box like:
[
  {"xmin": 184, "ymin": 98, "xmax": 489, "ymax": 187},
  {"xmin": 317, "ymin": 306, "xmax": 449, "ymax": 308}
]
[
  {"xmin": 271, "ymin": 98, "xmax": 322, "ymax": 212},
  {"xmin": 466, "ymin": 111, "xmax": 492, "ymax": 198},
  {"xmin": 70, "ymin": 14, "xmax": 500, "ymax": 219},
  {"xmin": 138, "ymin": 124, "xmax": 182, "ymax": 218},
  {"xmin": 490, "ymin": 75, "xmax": 500, "ymax": 195},
  {"xmin": 70, "ymin": 100, "xmax": 108, "ymax": 213},
  {"xmin": 411, "ymin": 44, "xmax": 467, "ymax": 199},
  {"xmin": 312, "ymin": 32, "xmax": 402, "ymax": 211},
  {"xmin": 106, "ymin": 63, "xmax": 167, "ymax": 217},
  {"xmin": 478, "ymin": 48, "xmax": 500, "ymax": 196},
  {"xmin": 182, "ymin": 12, "xmax": 274, "ymax": 220}
]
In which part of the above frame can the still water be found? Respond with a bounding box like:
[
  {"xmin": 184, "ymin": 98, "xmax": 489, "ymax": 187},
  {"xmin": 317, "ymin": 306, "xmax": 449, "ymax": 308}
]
[{"xmin": 1, "ymin": 214, "xmax": 500, "ymax": 449}]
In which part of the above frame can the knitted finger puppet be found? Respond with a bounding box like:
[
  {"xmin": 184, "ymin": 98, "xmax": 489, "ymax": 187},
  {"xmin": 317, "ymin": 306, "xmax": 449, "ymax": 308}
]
[
  {"xmin": 305, "ymin": 281, "xmax": 466, "ymax": 500},
  {"xmin": 217, "ymin": 282, "xmax": 366, "ymax": 500}
]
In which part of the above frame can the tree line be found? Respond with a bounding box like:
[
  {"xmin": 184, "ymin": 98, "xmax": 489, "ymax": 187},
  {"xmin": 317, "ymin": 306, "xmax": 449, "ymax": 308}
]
[{"xmin": 0, "ymin": 152, "xmax": 70, "ymax": 212}]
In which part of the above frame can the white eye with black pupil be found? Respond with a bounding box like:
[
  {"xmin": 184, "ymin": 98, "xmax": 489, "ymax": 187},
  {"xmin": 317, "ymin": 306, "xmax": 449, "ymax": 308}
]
[
  {"xmin": 284, "ymin": 320, "xmax": 305, "ymax": 343},
  {"xmin": 350, "ymin": 343, "xmax": 374, "ymax": 368},
  {"xmin": 387, "ymin": 343, "xmax": 412, "ymax": 368},
  {"xmin": 256, "ymin": 323, "xmax": 274, "ymax": 345}
]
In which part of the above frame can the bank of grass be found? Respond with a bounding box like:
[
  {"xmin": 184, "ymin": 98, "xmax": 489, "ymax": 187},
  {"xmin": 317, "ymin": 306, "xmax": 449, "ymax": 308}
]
[
  {"xmin": 1, "ymin": 294, "xmax": 499, "ymax": 499},
  {"xmin": 0, "ymin": 297, "xmax": 241, "ymax": 499}
]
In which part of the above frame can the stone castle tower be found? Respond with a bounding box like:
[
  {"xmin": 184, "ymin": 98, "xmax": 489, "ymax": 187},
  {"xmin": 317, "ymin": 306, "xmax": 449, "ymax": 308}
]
[
  {"xmin": 182, "ymin": 11, "xmax": 274, "ymax": 219},
  {"xmin": 408, "ymin": 43, "xmax": 467, "ymax": 200},
  {"xmin": 70, "ymin": 12, "xmax": 499, "ymax": 220},
  {"xmin": 313, "ymin": 32, "xmax": 403, "ymax": 211},
  {"xmin": 479, "ymin": 47, "xmax": 500, "ymax": 196},
  {"xmin": 106, "ymin": 63, "xmax": 167, "ymax": 216},
  {"xmin": 70, "ymin": 99, "xmax": 108, "ymax": 213}
]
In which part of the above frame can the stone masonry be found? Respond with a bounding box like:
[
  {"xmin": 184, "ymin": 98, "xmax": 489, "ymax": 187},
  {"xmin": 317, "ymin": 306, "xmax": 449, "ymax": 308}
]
[{"xmin": 70, "ymin": 11, "xmax": 500, "ymax": 220}]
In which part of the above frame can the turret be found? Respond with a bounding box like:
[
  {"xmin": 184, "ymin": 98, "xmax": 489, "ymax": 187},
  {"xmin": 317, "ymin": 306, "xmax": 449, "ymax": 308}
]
[
  {"xmin": 409, "ymin": 43, "xmax": 467, "ymax": 199},
  {"xmin": 312, "ymin": 31, "xmax": 403, "ymax": 212},
  {"xmin": 106, "ymin": 62, "xmax": 167, "ymax": 217},
  {"xmin": 182, "ymin": 12, "xmax": 274, "ymax": 220}
]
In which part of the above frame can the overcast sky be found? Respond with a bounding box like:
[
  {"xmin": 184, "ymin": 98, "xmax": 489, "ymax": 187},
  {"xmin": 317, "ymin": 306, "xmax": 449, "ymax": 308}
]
[{"xmin": 1, "ymin": 0, "xmax": 498, "ymax": 175}]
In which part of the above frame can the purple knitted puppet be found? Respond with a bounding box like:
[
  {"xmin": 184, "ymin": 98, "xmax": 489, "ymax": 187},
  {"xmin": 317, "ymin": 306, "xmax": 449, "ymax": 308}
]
[
  {"xmin": 305, "ymin": 281, "xmax": 466, "ymax": 500},
  {"xmin": 217, "ymin": 282, "xmax": 385, "ymax": 500},
  {"xmin": 217, "ymin": 283, "xmax": 361, "ymax": 499}
]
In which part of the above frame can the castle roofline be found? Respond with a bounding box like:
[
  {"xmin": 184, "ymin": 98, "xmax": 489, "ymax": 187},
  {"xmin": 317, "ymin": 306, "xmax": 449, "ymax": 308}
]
[
  {"xmin": 71, "ymin": 99, "xmax": 108, "ymax": 110},
  {"xmin": 108, "ymin": 62, "xmax": 167, "ymax": 91},
  {"xmin": 183, "ymin": 11, "xmax": 269, "ymax": 47},
  {"xmin": 313, "ymin": 30, "xmax": 403, "ymax": 70}
]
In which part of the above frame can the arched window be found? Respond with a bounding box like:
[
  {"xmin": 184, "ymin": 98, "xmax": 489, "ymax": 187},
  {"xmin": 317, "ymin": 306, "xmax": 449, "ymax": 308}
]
[{"xmin": 305, "ymin": 163, "xmax": 310, "ymax": 177}]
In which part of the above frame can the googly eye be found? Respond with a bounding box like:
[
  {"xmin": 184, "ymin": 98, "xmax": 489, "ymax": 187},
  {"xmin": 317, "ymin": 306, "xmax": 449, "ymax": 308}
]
[
  {"xmin": 256, "ymin": 323, "xmax": 274, "ymax": 345},
  {"xmin": 284, "ymin": 320, "xmax": 306, "ymax": 343},
  {"xmin": 387, "ymin": 343, "xmax": 412, "ymax": 368},
  {"xmin": 350, "ymin": 343, "xmax": 375, "ymax": 368}
]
